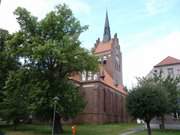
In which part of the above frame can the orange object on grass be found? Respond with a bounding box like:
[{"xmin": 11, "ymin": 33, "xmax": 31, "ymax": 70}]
[{"xmin": 72, "ymin": 125, "xmax": 76, "ymax": 135}]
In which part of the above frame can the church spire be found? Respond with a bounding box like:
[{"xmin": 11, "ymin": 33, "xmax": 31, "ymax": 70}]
[{"xmin": 103, "ymin": 11, "xmax": 111, "ymax": 42}]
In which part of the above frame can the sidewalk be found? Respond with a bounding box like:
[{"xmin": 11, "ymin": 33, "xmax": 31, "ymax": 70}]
[{"xmin": 120, "ymin": 127, "xmax": 144, "ymax": 135}]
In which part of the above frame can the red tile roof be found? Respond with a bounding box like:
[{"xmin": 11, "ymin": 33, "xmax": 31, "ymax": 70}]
[
  {"xmin": 69, "ymin": 70, "xmax": 127, "ymax": 95},
  {"xmin": 100, "ymin": 69, "xmax": 127, "ymax": 95},
  {"xmin": 154, "ymin": 56, "xmax": 180, "ymax": 67},
  {"xmin": 94, "ymin": 40, "xmax": 112, "ymax": 54}
]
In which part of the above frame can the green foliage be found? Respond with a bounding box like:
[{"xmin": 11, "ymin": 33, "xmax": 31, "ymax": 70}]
[
  {"xmin": 126, "ymin": 78, "xmax": 169, "ymax": 135},
  {"xmin": 0, "ymin": 70, "xmax": 32, "ymax": 127},
  {"xmin": 30, "ymin": 79, "xmax": 85, "ymax": 120},
  {"xmin": 127, "ymin": 78, "xmax": 168, "ymax": 122},
  {"xmin": 153, "ymin": 74, "xmax": 180, "ymax": 113},
  {"xmin": 0, "ymin": 3, "xmax": 98, "ymax": 125},
  {"xmin": 0, "ymin": 29, "xmax": 19, "ymax": 102},
  {"xmin": 1, "ymin": 123, "xmax": 139, "ymax": 135}
]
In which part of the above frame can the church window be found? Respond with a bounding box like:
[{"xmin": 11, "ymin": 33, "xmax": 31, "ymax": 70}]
[
  {"xmin": 103, "ymin": 56, "xmax": 107, "ymax": 64},
  {"xmin": 87, "ymin": 72, "xmax": 92, "ymax": 80},
  {"xmin": 81, "ymin": 71, "xmax": 86, "ymax": 81},
  {"xmin": 93, "ymin": 74, "xmax": 98, "ymax": 80},
  {"xmin": 114, "ymin": 80, "xmax": 118, "ymax": 86},
  {"xmin": 103, "ymin": 56, "xmax": 107, "ymax": 60}
]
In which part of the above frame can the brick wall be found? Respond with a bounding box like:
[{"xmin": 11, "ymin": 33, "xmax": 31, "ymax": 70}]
[{"xmin": 73, "ymin": 82, "xmax": 128, "ymax": 124}]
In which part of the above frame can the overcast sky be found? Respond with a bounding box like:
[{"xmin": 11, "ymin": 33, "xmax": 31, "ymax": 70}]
[{"xmin": 0, "ymin": 0, "xmax": 180, "ymax": 88}]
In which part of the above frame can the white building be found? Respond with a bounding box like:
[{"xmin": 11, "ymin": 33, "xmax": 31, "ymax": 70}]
[
  {"xmin": 147, "ymin": 56, "xmax": 180, "ymax": 78},
  {"xmin": 148, "ymin": 56, "xmax": 180, "ymax": 129}
]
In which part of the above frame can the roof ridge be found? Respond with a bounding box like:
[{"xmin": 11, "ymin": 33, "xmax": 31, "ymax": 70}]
[{"xmin": 154, "ymin": 56, "xmax": 180, "ymax": 67}]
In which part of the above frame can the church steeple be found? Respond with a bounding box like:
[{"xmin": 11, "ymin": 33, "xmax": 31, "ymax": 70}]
[{"xmin": 103, "ymin": 11, "xmax": 111, "ymax": 42}]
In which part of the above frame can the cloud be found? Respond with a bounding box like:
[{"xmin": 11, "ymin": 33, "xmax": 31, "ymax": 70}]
[
  {"xmin": 123, "ymin": 32, "xmax": 180, "ymax": 88},
  {"xmin": 0, "ymin": 0, "xmax": 91, "ymax": 33},
  {"xmin": 60, "ymin": 0, "xmax": 91, "ymax": 14},
  {"xmin": 0, "ymin": 0, "xmax": 55, "ymax": 32},
  {"xmin": 145, "ymin": 0, "xmax": 173, "ymax": 16}
]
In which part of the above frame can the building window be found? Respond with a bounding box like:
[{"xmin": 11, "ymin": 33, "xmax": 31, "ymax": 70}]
[
  {"xmin": 160, "ymin": 68, "xmax": 163, "ymax": 74},
  {"xmin": 103, "ymin": 56, "xmax": 107, "ymax": 60},
  {"xmin": 103, "ymin": 56, "xmax": 107, "ymax": 64},
  {"xmin": 167, "ymin": 68, "xmax": 174, "ymax": 76},
  {"xmin": 87, "ymin": 72, "xmax": 92, "ymax": 80},
  {"xmin": 177, "ymin": 69, "xmax": 180, "ymax": 75},
  {"xmin": 81, "ymin": 71, "xmax": 86, "ymax": 81},
  {"xmin": 93, "ymin": 74, "xmax": 98, "ymax": 80},
  {"xmin": 119, "ymin": 65, "xmax": 121, "ymax": 71},
  {"xmin": 172, "ymin": 112, "xmax": 180, "ymax": 120}
]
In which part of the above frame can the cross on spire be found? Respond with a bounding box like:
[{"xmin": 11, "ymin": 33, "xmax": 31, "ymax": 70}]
[{"xmin": 103, "ymin": 11, "xmax": 111, "ymax": 42}]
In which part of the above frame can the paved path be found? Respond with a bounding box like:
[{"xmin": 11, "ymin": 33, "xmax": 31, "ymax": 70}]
[{"xmin": 120, "ymin": 127, "xmax": 145, "ymax": 135}]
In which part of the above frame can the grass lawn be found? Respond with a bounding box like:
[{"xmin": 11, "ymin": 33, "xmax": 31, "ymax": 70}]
[
  {"xmin": 133, "ymin": 130, "xmax": 180, "ymax": 135},
  {"xmin": 0, "ymin": 123, "xmax": 139, "ymax": 135}
]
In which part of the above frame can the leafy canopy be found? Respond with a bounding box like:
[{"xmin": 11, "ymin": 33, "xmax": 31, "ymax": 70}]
[
  {"xmin": 153, "ymin": 74, "xmax": 180, "ymax": 113},
  {"xmin": 126, "ymin": 77, "xmax": 168, "ymax": 122},
  {"xmin": 126, "ymin": 78, "xmax": 169, "ymax": 135},
  {"xmin": 1, "ymin": 4, "xmax": 98, "ymax": 124},
  {"xmin": 0, "ymin": 29, "xmax": 19, "ymax": 102}
]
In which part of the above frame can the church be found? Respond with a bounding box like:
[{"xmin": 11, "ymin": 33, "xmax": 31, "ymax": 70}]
[{"xmin": 70, "ymin": 12, "xmax": 128, "ymax": 123}]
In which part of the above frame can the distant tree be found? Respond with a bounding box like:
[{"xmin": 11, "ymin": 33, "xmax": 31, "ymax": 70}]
[
  {"xmin": 4, "ymin": 4, "xmax": 98, "ymax": 133},
  {"xmin": 153, "ymin": 74, "xmax": 180, "ymax": 129},
  {"xmin": 126, "ymin": 78, "xmax": 168, "ymax": 135}
]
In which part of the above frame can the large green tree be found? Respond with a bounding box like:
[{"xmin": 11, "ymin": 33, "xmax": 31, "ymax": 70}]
[
  {"xmin": 0, "ymin": 29, "xmax": 19, "ymax": 102},
  {"xmin": 2, "ymin": 4, "xmax": 98, "ymax": 133},
  {"xmin": 126, "ymin": 78, "xmax": 168, "ymax": 135}
]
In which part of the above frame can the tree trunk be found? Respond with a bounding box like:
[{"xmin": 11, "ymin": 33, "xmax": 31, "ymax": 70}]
[
  {"xmin": 53, "ymin": 112, "xmax": 63, "ymax": 135},
  {"xmin": 160, "ymin": 115, "xmax": 165, "ymax": 130},
  {"xmin": 146, "ymin": 121, "xmax": 151, "ymax": 135},
  {"xmin": 13, "ymin": 118, "xmax": 19, "ymax": 130}
]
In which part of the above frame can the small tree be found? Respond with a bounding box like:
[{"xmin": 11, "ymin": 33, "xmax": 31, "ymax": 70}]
[
  {"xmin": 126, "ymin": 78, "xmax": 168, "ymax": 135},
  {"xmin": 153, "ymin": 74, "xmax": 180, "ymax": 129}
]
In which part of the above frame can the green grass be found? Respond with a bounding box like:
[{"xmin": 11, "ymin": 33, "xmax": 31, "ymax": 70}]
[
  {"xmin": 0, "ymin": 123, "xmax": 139, "ymax": 135},
  {"xmin": 133, "ymin": 130, "xmax": 180, "ymax": 135}
]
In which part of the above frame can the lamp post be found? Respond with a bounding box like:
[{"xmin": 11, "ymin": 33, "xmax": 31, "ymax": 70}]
[{"xmin": 52, "ymin": 96, "xmax": 59, "ymax": 135}]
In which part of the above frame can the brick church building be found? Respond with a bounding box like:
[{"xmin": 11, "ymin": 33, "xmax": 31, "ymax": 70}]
[{"xmin": 70, "ymin": 12, "xmax": 128, "ymax": 124}]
